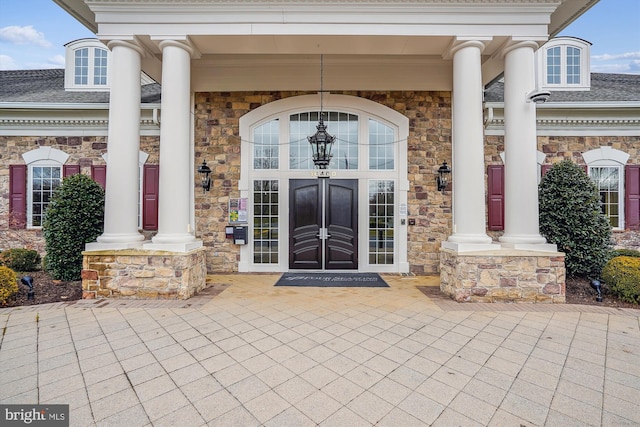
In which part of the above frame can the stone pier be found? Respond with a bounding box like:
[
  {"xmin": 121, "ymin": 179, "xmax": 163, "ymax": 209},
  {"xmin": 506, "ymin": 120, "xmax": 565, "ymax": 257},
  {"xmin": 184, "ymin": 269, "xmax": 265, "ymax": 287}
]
[
  {"xmin": 81, "ymin": 248, "xmax": 207, "ymax": 300},
  {"xmin": 440, "ymin": 248, "xmax": 565, "ymax": 303}
]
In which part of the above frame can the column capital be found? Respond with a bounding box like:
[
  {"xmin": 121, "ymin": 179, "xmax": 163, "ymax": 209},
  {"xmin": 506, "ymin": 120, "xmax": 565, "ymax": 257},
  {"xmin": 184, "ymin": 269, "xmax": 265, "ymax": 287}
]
[
  {"xmin": 444, "ymin": 38, "xmax": 491, "ymax": 59},
  {"xmin": 105, "ymin": 38, "xmax": 148, "ymax": 58},
  {"xmin": 154, "ymin": 37, "xmax": 202, "ymax": 59},
  {"xmin": 499, "ymin": 39, "xmax": 541, "ymax": 59}
]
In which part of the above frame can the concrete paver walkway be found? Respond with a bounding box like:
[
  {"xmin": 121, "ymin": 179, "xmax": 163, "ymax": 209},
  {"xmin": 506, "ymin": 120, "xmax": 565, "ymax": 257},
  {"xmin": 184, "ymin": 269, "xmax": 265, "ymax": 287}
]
[{"xmin": 1, "ymin": 274, "xmax": 638, "ymax": 426}]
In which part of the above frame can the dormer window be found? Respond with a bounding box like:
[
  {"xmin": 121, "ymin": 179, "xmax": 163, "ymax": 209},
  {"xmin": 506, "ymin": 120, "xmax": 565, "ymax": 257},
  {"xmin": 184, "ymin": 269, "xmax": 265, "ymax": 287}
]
[
  {"xmin": 537, "ymin": 37, "xmax": 591, "ymax": 91},
  {"xmin": 65, "ymin": 39, "xmax": 110, "ymax": 91}
]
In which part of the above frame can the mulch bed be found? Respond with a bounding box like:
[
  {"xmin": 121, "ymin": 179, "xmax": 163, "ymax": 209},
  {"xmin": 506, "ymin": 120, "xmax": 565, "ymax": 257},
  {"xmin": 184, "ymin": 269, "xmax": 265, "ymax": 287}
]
[
  {"xmin": 565, "ymin": 276, "xmax": 638, "ymax": 309},
  {"xmin": 2, "ymin": 270, "xmax": 82, "ymax": 307},
  {"xmin": 1, "ymin": 271, "xmax": 637, "ymax": 310}
]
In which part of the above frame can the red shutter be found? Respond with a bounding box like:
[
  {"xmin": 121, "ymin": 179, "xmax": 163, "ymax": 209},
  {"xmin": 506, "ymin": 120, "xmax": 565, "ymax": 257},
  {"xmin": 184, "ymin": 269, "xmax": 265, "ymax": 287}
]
[
  {"xmin": 487, "ymin": 165, "xmax": 504, "ymax": 231},
  {"xmin": 626, "ymin": 165, "xmax": 640, "ymax": 230},
  {"xmin": 541, "ymin": 164, "xmax": 552, "ymax": 177},
  {"xmin": 9, "ymin": 165, "xmax": 27, "ymax": 229},
  {"xmin": 142, "ymin": 164, "xmax": 159, "ymax": 230},
  {"xmin": 63, "ymin": 165, "xmax": 80, "ymax": 177},
  {"xmin": 91, "ymin": 165, "xmax": 107, "ymax": 189}
]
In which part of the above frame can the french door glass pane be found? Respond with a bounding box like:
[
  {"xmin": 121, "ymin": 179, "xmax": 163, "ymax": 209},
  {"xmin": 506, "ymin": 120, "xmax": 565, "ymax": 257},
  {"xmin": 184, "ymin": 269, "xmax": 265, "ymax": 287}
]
[
  {"xmin": 368, "ymin": 180, "xmax": 394, "ymax": 264},
  {"xmin": 253, "ymin": 180, "xmax": 279, "ymax": 263}
]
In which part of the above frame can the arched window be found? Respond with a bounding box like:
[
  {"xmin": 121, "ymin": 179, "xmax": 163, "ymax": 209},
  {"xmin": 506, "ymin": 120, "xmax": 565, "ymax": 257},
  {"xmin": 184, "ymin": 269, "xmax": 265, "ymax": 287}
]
[
  {"xmin": 537, "ymin": 37, "xmax": 591, "ymax": 91},
  {"xmin": 21, "ymin": 147, "xmax": 69, "ymax": 228},
  {"xmin": 65, "ymin": 39, "xmax": 110, "ymax": 91},
  {"xmin": 583, "ymin": 147, "xmax": 630, "ymax": 230}
]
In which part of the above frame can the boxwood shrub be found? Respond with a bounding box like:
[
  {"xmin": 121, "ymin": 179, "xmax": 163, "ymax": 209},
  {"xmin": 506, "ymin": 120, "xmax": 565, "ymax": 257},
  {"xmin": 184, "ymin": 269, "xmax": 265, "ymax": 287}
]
[
  {"xmin": 0, "ymin": 248, "xmax": 41, "ymax": 272},
  {"xmin": 43, "ymin": 174, "xmax": 104, "ymax": 281},
  {"xmin": 539, "ymin": 160, "xmax": 612, "ymax": 278},
  {"xmin": 601, "ymin": 256, "xmax": 640, "ymax": 304},
  {"xmin": 609, "ymin": 248, "xmax": 640, "ymax": 259}
]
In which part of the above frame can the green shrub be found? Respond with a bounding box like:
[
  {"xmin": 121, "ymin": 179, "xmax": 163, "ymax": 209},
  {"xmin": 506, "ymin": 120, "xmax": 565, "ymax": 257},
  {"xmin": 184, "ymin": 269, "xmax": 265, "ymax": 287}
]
[
  {"xmin": 0, "ymin": 248, "xmax": 41, "ymax": 271},
  {"xmin": 609, "ymin": 248, "xmax": 640, "ymax": 259},
  {"xmin": 539, "ymin": 160, "xmax": 612, "ymax": 278},
  {"xmin": 0, "ymin": 266, "xmax": 18, "ymax": 305},
  {"xmin": 601, "ymin": 256, "xmax": 640, "ymax": 304},
  {"xmin": 43, "ymin": 174, "xmax": 104, "ymax": 281}
]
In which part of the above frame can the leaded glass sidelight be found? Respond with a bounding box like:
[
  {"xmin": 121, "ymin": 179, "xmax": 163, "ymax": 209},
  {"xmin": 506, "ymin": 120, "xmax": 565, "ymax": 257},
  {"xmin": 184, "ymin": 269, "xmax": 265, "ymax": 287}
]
[
  {"xmin": 369, "ymin": 180, "xmax": 394, "ymax": 264},
  {"xmin": 253, "ymin": 180, "xmax": 279, "ymax": 263}
]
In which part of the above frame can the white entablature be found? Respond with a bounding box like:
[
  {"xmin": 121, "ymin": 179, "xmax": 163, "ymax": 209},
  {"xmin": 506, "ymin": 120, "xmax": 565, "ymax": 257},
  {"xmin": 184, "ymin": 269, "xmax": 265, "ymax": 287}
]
[{"xmin": 56, "ymin": 0, "xmax": 598, "ymax": 90}]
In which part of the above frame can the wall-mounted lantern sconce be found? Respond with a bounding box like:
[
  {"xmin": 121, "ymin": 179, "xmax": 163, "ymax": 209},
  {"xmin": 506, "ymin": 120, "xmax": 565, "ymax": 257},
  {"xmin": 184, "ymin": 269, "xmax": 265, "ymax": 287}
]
[
  {"xmin": 437, "ymin": 161, "xmax": 451, "ymax": 192},
  {"xmin": 197, "ymin": 160, "xmax": 212, "ymax": 192}
]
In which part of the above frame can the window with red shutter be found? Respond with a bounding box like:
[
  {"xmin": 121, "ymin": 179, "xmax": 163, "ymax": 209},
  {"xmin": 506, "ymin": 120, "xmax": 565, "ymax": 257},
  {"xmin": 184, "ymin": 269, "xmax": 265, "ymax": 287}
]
[
  {"xmin": 91, "ymin": 165, "xmax": 107, "ymax": 189},
  {"xmin": 626, "ymin": 165, "xmax": 640, "ymax": 230},
  {"xmin": 63, "ymin": 165, "xmax": 80, "ymax": 177},
  {"xmin": 142, "ymin": 164, "xmax": 159, "ymax": 230},
  {"xmin": 487, "ymin": 165, "xmax": 504, "ymax": 231},
  {"xmin": 9, "ymin": 165, "xmax": 27, "ymax": 229}
]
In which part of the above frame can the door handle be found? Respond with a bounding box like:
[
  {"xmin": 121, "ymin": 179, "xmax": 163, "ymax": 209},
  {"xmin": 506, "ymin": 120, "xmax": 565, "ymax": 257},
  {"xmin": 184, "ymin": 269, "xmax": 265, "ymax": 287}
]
[{"xmin": 316, "ymin": 228, "xmax": 330, "ymax": 240}]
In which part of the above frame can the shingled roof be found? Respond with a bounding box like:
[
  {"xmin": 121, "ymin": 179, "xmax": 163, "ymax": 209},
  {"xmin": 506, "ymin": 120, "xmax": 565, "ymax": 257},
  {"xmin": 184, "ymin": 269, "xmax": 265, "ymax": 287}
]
[
  {"xmin": 0, "ymin": 69, "xmax": 161, "ymax": 103},
  {"xmin": 484, "ymin": 73, "xmax": 640, "ymax": 103}
]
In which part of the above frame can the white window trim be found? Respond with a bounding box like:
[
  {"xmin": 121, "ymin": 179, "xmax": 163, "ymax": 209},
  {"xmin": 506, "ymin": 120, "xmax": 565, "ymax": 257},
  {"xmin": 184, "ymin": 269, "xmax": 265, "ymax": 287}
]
[
  {"xmin": 537, "ymin": 37, "xmax": 591, "ymax": 91},
  {"xmin": 583, "ymin": 147, "xmax": 630, "ymax": 230},
  {"xmin": 64, "ymin": 39, "xmax": 111, "ymax": 91},
  {"xmin": 22, "ymin": 147, "xmax": 69, "ymax": 229},
  {"xmin": 238, "ymin": 94, "xmax": 409, "ymax": 273}
]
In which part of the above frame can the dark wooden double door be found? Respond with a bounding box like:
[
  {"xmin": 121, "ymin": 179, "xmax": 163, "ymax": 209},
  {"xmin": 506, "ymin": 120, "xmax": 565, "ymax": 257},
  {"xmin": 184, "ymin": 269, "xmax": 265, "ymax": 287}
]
[{"xmin": 289, "ymin": 179, "xmax": 358, "ymax": 270}]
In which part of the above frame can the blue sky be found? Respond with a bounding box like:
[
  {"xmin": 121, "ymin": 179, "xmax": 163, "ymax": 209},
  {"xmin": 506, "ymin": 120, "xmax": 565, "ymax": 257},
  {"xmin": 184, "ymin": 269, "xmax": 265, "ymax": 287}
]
[{"xmin": 1, "ymin": 0, "xmax": 639, "ymax": 73}]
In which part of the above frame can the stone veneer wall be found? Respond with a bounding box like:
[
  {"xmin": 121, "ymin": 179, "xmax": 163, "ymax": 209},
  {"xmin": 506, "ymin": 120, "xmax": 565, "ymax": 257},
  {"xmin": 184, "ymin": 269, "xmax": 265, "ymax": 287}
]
[
  {"xmin": 81, "ymin": 248, "xmax": 207, "ymax": 300},
  {"xmin": 2, "ymin": 107, "xmax": 639, "ymax": 276},
  {"xmin": 193, "ymin": 91, "xmax": 453, "ymax": 275},
  {"xmin": 0, "ymin": 135, "xmax": 160, "ymax": 252},
  {"xmin": 440, "ymin": 249, "xmax": 566, "ymax": 303}
]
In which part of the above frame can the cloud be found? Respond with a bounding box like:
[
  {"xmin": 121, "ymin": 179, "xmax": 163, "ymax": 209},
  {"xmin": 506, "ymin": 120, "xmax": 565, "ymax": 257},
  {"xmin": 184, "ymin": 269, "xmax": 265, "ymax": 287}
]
[
  {"xmin": 0, "ymin": 25, "xmax": 52, "ymax": 48},
  {"xmin": 628, "ymin": 60, "xmax": 640, "ymax": 73},
  {"xmin": 48, "ymin": 54, "xmax": 65, "ymax": 67},
  {"xmin": 0, "ymin": 54, "xmax": 17, "ymax": 70},
  {"xmin": 592, "ymin": 51, "xmax": 640, "ymax": 61}
]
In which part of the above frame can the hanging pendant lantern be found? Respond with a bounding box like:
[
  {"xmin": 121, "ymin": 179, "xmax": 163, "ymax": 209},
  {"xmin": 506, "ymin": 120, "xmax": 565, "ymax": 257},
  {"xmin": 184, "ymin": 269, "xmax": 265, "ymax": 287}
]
[
  {"xmin": 308, "ymin": 114, "xmax": 335, "ymax": 169},
  {"xmin": 308, "ymin": 55, "xmax": 335, "ymax": 170}
]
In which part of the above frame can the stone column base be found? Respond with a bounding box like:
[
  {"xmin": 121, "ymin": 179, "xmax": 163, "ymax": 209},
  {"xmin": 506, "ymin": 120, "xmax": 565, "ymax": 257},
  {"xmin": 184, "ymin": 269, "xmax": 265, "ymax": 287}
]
[
  {"xmin": 81, "ymin": 247, "xmax": 207, "ymax": 300},
  {"xmin": 440, "ymin": 248, "xmax": 565, "ymax": 303}
]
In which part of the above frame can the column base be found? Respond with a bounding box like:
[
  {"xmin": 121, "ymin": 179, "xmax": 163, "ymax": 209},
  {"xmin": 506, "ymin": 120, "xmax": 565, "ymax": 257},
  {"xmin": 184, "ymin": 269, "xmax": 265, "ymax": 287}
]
[
  {"xmin": 86, "ymin": 241, "xmax": 144, "ymax": 251},
  {"xmin": 148, "ymin": 233, "xmax": 201, "ymax": 252},
  {"xmin": 441, "ymin": 241, "xmax": 499, "ymax": 252},
  {"xmin": 499, "ymin": 234, "xmax": 547, "ymax": 245},
  {"xmin": 499, "ymin": 242, "xmax": 558, "ymax": 252},
  {"xmin": 144, "ymin": 240, "xmax": 203, "ymax": 253},
  {"xmin": 95, "ymin": 232, "xmax": 145, "ymax": 245},
  {"xmin": 447, "ymin": 233, "xmax": 493, "ymax": 245}
]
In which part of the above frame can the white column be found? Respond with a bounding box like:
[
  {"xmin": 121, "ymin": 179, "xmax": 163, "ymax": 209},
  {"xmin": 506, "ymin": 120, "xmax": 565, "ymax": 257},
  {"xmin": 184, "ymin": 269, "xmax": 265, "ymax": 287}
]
[
  {"xmin": 499, "ymin": 41, "xmax": 555, "ymax": 250},
  {"xmin": 442, "ymin": 40, "xmax": 493, "ymax": 251},
  {"xmin": 88, "ymin": 40, "xmax": 145, "ymax": 250},
  {"xmin": 146, "ymin": 40, "xmax": 201, "ymax": 252}
]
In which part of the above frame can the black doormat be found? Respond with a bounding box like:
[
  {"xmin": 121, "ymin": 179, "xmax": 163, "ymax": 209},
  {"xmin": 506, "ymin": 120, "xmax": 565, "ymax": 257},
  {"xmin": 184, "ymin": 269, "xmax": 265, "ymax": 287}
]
[{"xmin": 275, "ymin": 272, "xmax": 389, "ymax": 287}]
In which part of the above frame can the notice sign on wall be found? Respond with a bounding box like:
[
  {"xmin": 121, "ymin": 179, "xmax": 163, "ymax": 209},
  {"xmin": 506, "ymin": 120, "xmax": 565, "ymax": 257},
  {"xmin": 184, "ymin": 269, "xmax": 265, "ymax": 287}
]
[{"xmin": 229, "ymin": 198, "xmax": 248, "ymax": 223}]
